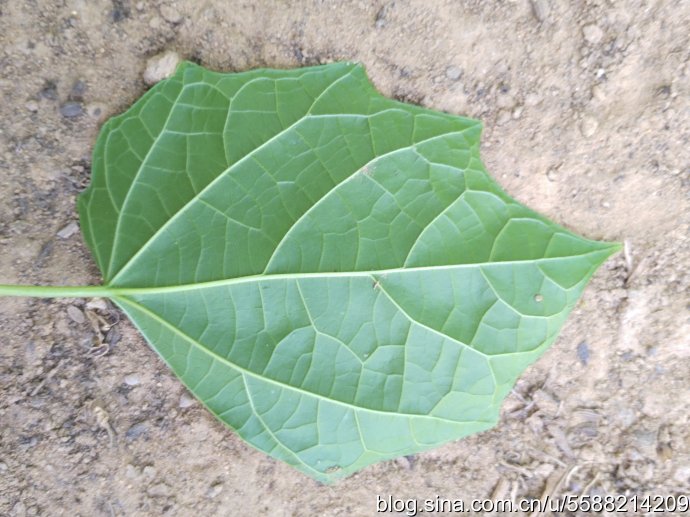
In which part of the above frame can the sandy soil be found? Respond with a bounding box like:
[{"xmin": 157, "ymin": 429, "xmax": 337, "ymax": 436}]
[{"xmin": 0, "ymin": 1, "xmax": 688, "ymax": 515}]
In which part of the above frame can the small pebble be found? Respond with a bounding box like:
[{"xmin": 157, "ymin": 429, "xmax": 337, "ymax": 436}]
[
  {"xmin": 546, "ymin": 168, "xmax": 559, "ymax": 182},
  {"xmin": 86, "ymin": 102, "xmax": 108, "ymax": 122},
  {"xmin": 582, "ymin": 24, "xmax": 604, "ymax": 45},
  {"xmin": 530, "ymin": 0, "xmax": 549, "ymax": 23},
  {"xmin": 40, "ymin": 81, "xmax": 58, "ymax": 100},
  {"xmin": 179, "ymin": 393, "xmax": 195, "ymax": 408},
  {"xmin": 66, "ymin": 305, "xmax": 85, "ymax": 324},
  {"xmin": 160, "ymin": 5, "xmax": 182, "ymax": 24},
  {"xmin": 85, "ymin": 298, "xmax": 109, "ymax": 311},
  {"xmin": 142, "ymin": 465, "xmax": 157, "ymax": 478},
  {"xmin": 149, "ymin": 16, "xmax": 163, "ymax": 29},
  {"xmin": 124, "ymin": 374, "xmax": 141, "ymax": 386},
  {"xmin": 673, "ymin": 465, "xmax": 690, "ymax": 484},
  {"xmin": 125, "ymin": 464, "xmax": 140, "ymax": 479},
  {"xmin": 143, "ymin": 50, "xmax": 180, "ymax": 85},
  {"xmin": 111, "ymin": 3, "xmax": 129, "ymax": 22},
  {"xmin": 69, "ymin": 80, "xmax": 86, "ymax": 101},
  {"xmin": 125, "ymin": 422, "xmax": 148, "ymax": 441},
  {"xmin": 206, "ymin": 483, "xmax": 223, "ymax": 498},
  {"xmin": 374, "ymin": 5, "xmax": 388, "ymax": 29},
  {"xmin": 580, "ymin": 116, "xmax": 598, "ymax": 137},
  {"xmin": 577, "ymin": 341, "xmax": 590, "ymax": 365},
  {"xmin": 148, "ymin": 483, "xmax": 172, "ymax": 498},
  {"xmin": 105, "ymin": 327, "xmax": 122, "ymax": 346},
  {"xmin": 25, "ymin": 100, "xmax": 38, "ymax": 112},
  {"xmin": 524, "ymin": 92, "xmax": 542, "ymax": 107},
  {"xmin": 615, "ymin": 406, "xmax": 636, "ymax": 428},
  {"xmin": 12, "ymin": 501, "xmax": 26, "ymax": 517},
  {"xmin": 496, "ymin": 110, "xmax": 511, "ymax": 125},
  {"xmin": 60, "ymin": 101, "xmax": 83, "ymax": 118},
  {"xmin": 591, "ymin": 85, "xmax": 606, "ymax": 101},
  {"xmin": 511, "ymin": 106, "xmax": 523, "ymax": 119},
  {"xmin": 56, "ymin": 221, "xmax": 79, "ymax": 239},
  {"xmin": 496, "ymin": 93, "xmax": 516, "ymax": 110},
  {"xmin": 445, "ymin": 66, "xmax": 462, "ymax": 81},
  {"xmin": 394, "ymin": 455, "xmax": 415, "ymax": 470}
]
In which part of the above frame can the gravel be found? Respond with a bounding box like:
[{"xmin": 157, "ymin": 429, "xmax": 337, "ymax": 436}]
[
  {"xmin": 577, "ymin": 341, "xmax": 590, "ymax": 365},
  {"xmin": 160, "ymin": 5, "xmax": 183, "ymax": 24},
  {"xmin": 583, "ymin": 24, "xmax": 604, "ymax": 45},
  {"xmin": 530, "ymin": 0, "xmax": 549, "ymax": 23},
  {"xmin": 66, "ymin": 306, "xmax": 85, "ymax": 324},
  {"xmin": 143, "ymin": 50, "xmax": 181, "ymax": 85},
  {"xmin": 123, "ymin": 374, "xmax": 141, "ymax": 386},
  {"xmin": 580, "ymin": 115, "xmax": 599, "ymax": 137},
  {"xmin": 445, "ymin": 66, "xmax": 462, "ymax": 81},
  {"xmin": 125, "ymin": 422, "xmax": 149, "ymax": 441},
  {"xmin": 179, "ymin": 393, "xmax": 195, "ymax": 408},
  {"xmin": 56, "ymin": 222, "xmax": 79, "ymax": 239},
  {"xmin": 59, "ymin": 102, "xmax": 83, "ymax": 118}
]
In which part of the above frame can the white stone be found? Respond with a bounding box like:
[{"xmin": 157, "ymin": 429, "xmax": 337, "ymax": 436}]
[
  {"xmin": 57, "ymin": 221, "xmax": 79, "ymax": 239},
  {"xmin": 445, "ymin": 66, "xmax": 462, "ymax": 81},
  {"xmin": 160, "ymin": 5, "xmax": 182, "ymax": 24},
  {"xmin": 124, "ymin": 374, "xmax": 141, "ymax": 386},
  {"xmin": 179, "ymin": 393, "xmax": 195, "ymax": 408},
  {"xmin": 583, "ymin": 24, "xmax": 604, "ymax": 45},
  {"xmin": 66, "ymin": 305, "xmax": 85, "ymax": 324},
  {"xmin": 530, "ymin": 0, "xmax": 549, "ymax": 22},
  {"xmin": 580, "ymin": 116, "xmax": 599, "ymax": 137},
  {"xmin": 143, "ymin": 51, "xmax": 180, "ymax": 86},
  {"xmin": 497, "ymin": 93, "xmax": 516, "ymax": 109},
  {"xmin": 85, "ymin": 298, "xmax": 109, "ymax": 311}
]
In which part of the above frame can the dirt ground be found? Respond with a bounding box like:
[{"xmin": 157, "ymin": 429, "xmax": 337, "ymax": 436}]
[{"xmin": 0, "ymin": 0, "xmax": 688, "ymax": 515}]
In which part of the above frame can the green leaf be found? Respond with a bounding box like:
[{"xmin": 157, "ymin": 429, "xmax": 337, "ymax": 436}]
[{"xmin": 64, "ymin": 62, "xmax": 619, "ymax": 482}]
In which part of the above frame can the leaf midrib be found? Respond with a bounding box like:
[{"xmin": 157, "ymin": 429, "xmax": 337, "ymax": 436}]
[{"xmin": 102, "ymin": 249, "xmax": 610, "ymax": 294}]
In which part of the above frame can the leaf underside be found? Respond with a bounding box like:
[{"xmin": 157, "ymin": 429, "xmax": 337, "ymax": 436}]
[{"xmin": 78, "ymin": 61, "xmax": 618, "ymax": 483}]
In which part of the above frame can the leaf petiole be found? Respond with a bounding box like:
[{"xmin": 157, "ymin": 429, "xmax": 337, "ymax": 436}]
[{"xmin": 0, "ymin": 284, "xmax": 113, "ymax": 299}]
